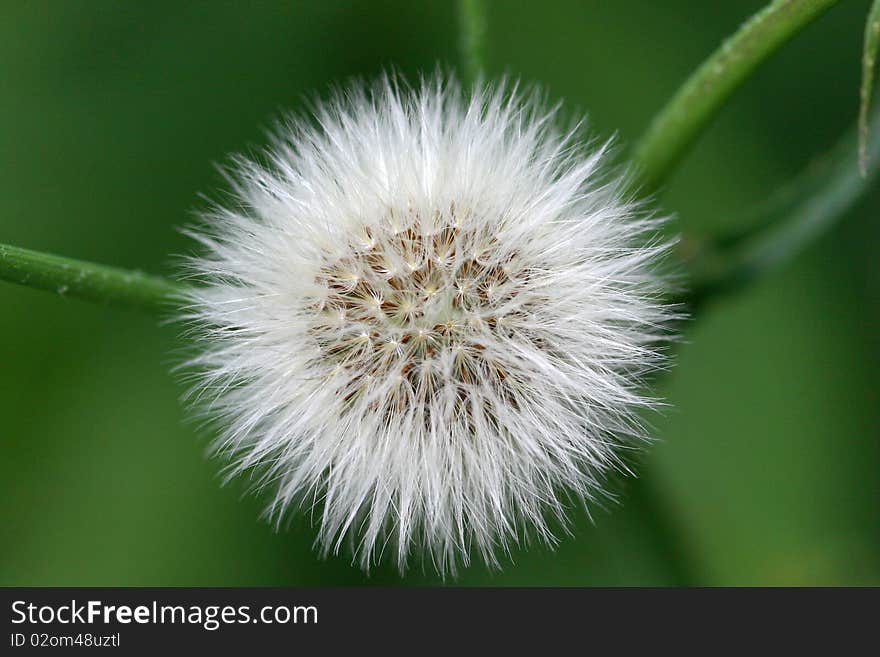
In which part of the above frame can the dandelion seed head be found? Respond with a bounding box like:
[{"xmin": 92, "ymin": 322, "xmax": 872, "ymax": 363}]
[{"xmin": 181, "ymin": 74, "xmax": 677, "ymax": 576}]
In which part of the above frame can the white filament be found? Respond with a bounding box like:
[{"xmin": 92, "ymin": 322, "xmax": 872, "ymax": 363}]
[{"xmin": 181, "ymin": 75, "xmax": 676, "ymax": 575}]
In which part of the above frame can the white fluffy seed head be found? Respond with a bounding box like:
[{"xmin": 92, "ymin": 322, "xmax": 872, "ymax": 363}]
[{"xmin": 180, "ymin": 75, "xmax": 677, "ymax": 576}]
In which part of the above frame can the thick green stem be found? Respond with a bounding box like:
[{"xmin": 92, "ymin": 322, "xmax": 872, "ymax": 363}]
[
  {"xmin": 457, "ymin": 0, "xmax": 488, "ymax": 87},
  {"xmin": 0, "ymin": 243, "xmax": 184, "ymax": 313},
  {"xmin": 633, "ymin": 0, "xmax": 840, "ymax": 192}
]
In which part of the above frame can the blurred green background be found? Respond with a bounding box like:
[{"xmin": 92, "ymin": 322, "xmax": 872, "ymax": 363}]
[{"xmin": 1, "ymin": 0, "xmax": 877, "ymax": 586}]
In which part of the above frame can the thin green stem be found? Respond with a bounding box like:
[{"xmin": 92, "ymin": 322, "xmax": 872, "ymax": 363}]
[
  {"xmin": 457, "ymin": 0, "xmax": 488, "ymax": 87},
  {"xmin": 0, "ymin": 243, "xmax": 185, "ymax": 313},
  {"xmin": 859, "ymin": 0, "xmax": 880, "ymax": 175},
  {"xmin": 633, "ymin": 0, "xmax": 840, "ymax": 192},
  {"xmin": 685, "ymin": 106, "xmax": 880, "ymax": 310}
]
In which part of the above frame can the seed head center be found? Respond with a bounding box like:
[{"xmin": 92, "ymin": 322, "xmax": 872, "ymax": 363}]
[{"xmin": 309, "ymin": 211, "xmax": 518, "ymax": 408}]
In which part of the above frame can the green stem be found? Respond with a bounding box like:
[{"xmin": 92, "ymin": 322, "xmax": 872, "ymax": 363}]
[
  {"xmin": 686, "ymin": 106, "xmax": 880, "ymax": 310},
  {"xmin": 859, "ymin": 0, "xmax": 880, "ymax": 175},
  {"xmin": 0, "ymin": 243, "xmax": 185, "ymax": 313},
  {"xmin": 633, "ymin": 0, "xmax": 840, "ymax": 192},
  {"xmin": 457, "ymin": 0, "xmax": 488, "ymax": 87}
]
